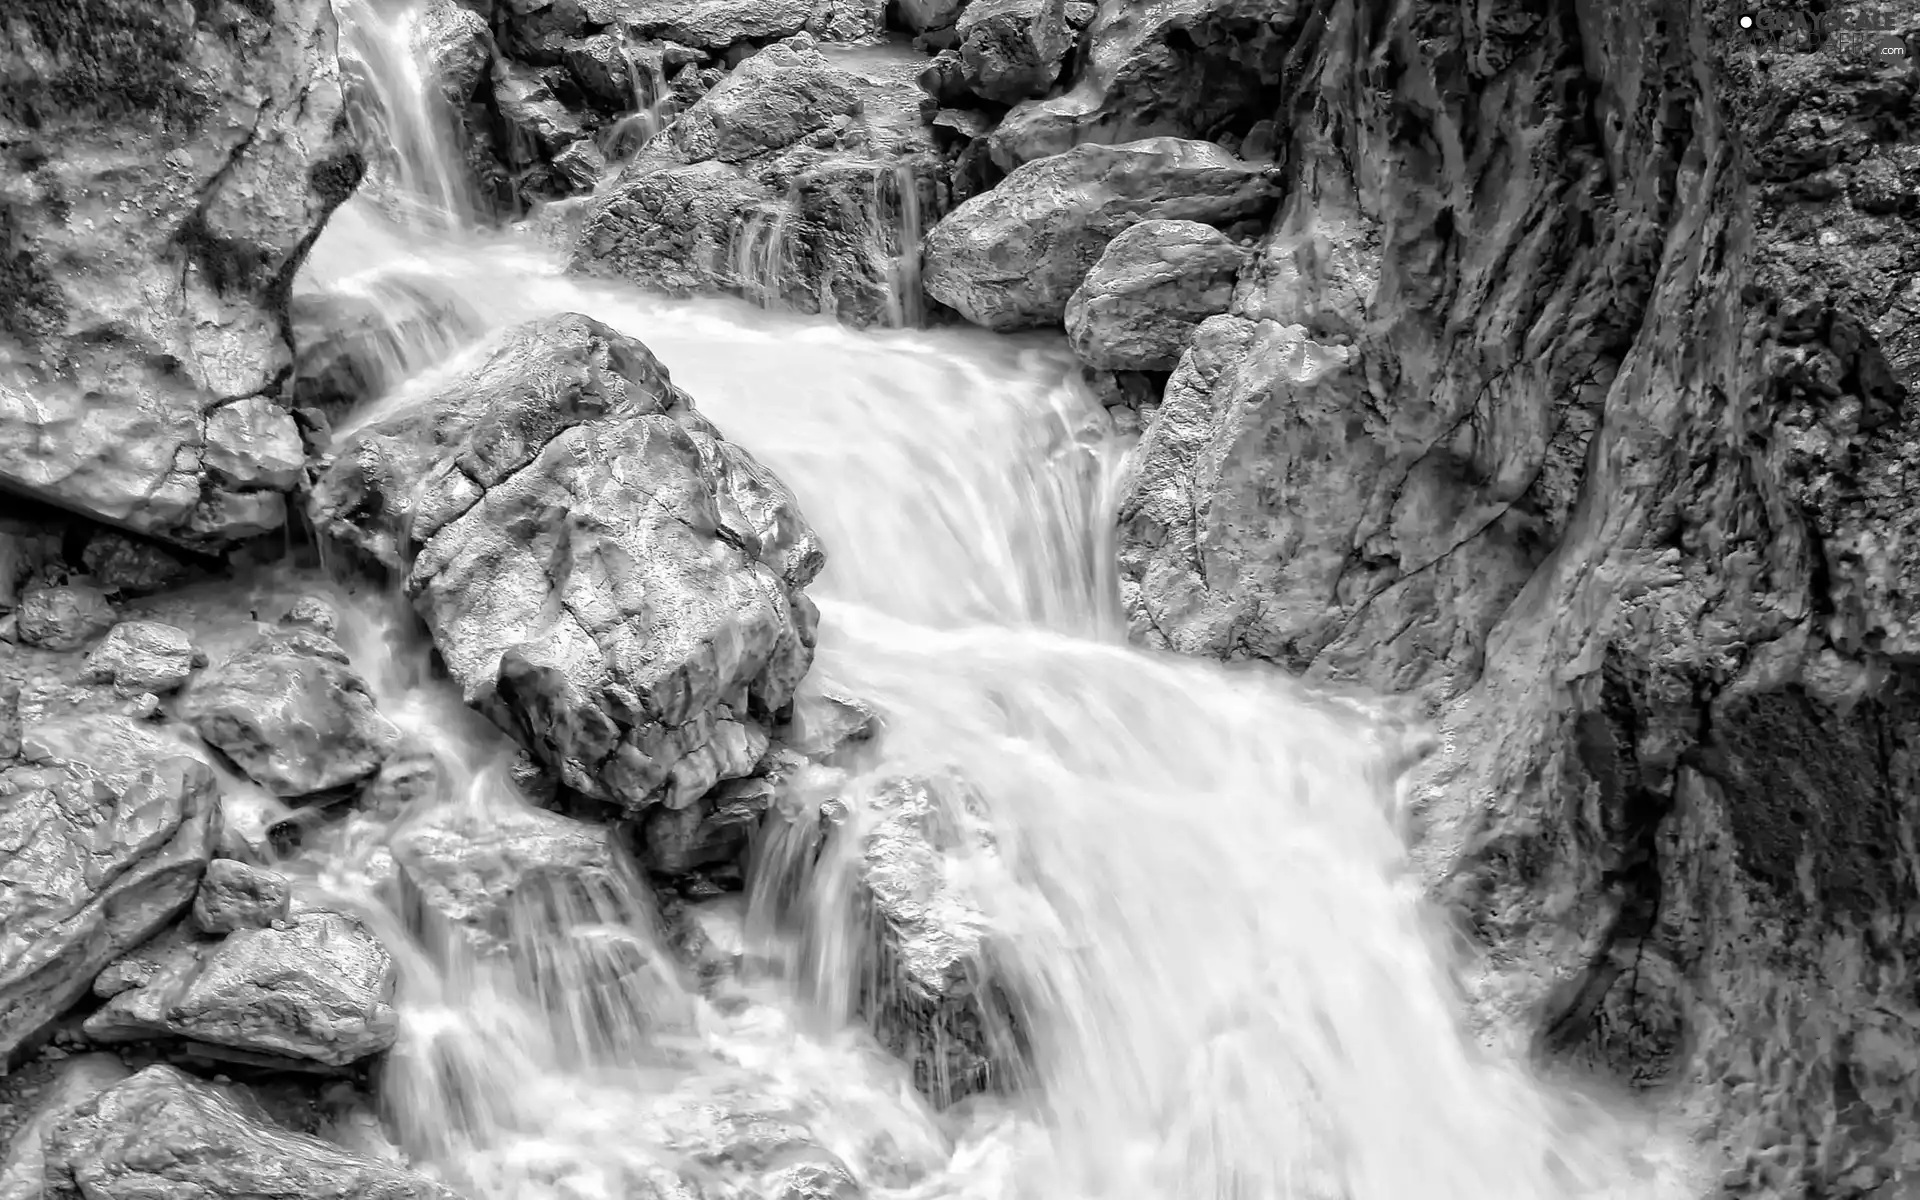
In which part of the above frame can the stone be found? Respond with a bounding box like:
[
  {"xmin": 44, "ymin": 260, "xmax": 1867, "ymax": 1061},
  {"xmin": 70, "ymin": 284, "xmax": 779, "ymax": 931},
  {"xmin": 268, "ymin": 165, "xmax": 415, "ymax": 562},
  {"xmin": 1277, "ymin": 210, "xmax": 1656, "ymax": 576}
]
[
  {"xmin": 83, "ymin": 621, "xmax": 200, "ymax": 696},
  {"xmin": 920, "ymin": 137, "xmax": 1278, "ymax": 331},
  {"xmin": 493, "ymin": 58, "xmax": 589, "ymax": 165},
  {"xmin": 83, "ymin": 908, "xmax": 398, "ymax": 1067},
  {"xmin": 310, "ymin": 314, "xmax": 823, "ymax": 814},
  {"xmin": 0, "ymin": 758, "xmax": 220, "ymax": 1058},
  {"xmin": 201, "ymin": 397, "xmax": 308, "ymax": 493},
  {"xmin": 290, "ymin": 282, "xmax": 484, "ymax": 423},
  {"xmin": 0, "ymin": 1053, "xmax": 132, "ymax": 1200},
  {"xmin": 281, "ymin": 595, "xmax": 342, "ymax": 638},
  {"xmin": 14, "ymin": 583, "xmax": 116, "ymax": 652},
  {"xmin": 627, "ymin": 0, "xmax": 817, "ymax": 49},
  {"xmin": 640, "ymin": 776, "xmax": 773, "ymax": 874},
  {"xmin": 954, "ymin": 0, "xmax": 1071, "ymax": 105},
  {"xmin": 192, "ymin": 859, "xmax": 293, "ymax": 934},
  {"xmin": 776, "ymin": 689, "xmax": 880, "ymax": 764},
  {"xmin": 80, "ymin": 533, "xmax": 192, "ymax": 598},
  {"xmin": 987, "ymin": 0, "xmax": 1295, "ymax": 170},
  {"xmin": 415, "ymin": 0, "xmax": 495, "ymax": 105},
  {"xmin": 43, "ymin": 1065, "xmax": 459, "ymax": 1200},
  {"xmin": 898, "ymin": 0, "xmax": 970, "ymax": 34},
  {"xmin": 1064, "ymin": 219, "xmax": 1247, "ymax": 371},
  {"xmin": 179, "ymin": 627, "xmax": 401, "ymax": 801},
  {"xmin": 0, "ymin": 0, "xmax": 361, "ymax": 550}
]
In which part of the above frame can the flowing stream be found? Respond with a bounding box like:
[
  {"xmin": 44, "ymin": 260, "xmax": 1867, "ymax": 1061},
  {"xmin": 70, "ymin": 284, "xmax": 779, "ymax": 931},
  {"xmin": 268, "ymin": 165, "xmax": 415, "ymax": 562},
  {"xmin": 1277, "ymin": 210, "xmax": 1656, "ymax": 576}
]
[{"xmin": 287, "ymin": 4, "xmax": 1710, "ymax": 1197}]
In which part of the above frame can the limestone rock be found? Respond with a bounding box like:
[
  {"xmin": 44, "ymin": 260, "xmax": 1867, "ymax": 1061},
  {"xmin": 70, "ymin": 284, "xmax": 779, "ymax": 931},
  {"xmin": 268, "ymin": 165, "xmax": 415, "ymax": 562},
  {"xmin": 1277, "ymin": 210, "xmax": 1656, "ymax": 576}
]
[
  {"xmin": 83, "ymin": 909, "xmax": 398, "ymax": 1067},
  {"xmin": 15, "ymin": 583, "xmax": 117, "ymax": 652},
  {"xmin": 988, "ymin": 0, "xmax": 1296, "ymax": 170},
  {"xmin": 954, "ymin": 0, "xmax": 1070, "ymax": 105},
  {"xmin": 1064, "ymin": 219, "xmax": 1246, "ymax": 371},
  {"xmin": 0, "ymin": 758, "xmax": 220, "ymax": 1058},
  {"xmin": 83, "ymin": 621, "xmax": 201, "ymax": 696},
  {"xmin": 43, "ymin": 1065, "xmax": 459, "ymax": 1200},
  {"xmin": 920, "ymin": 137, "xmax": 1278, "ymax": 331},
  {"xmin": 0, "ymin": 0, "xmax": 361, "ymax": 549},
  {"xmin": 415, "ymin": 0, "xmax": 495, "ymax": 105},
  {"xmin": 180, "ymin": 627, "xmax": 401, "ymax": 801},
  {"xmin": 202, "ymin": 397, "xmax": 308, "ymax": 493},
  {"xmin": 192, "ymin": 859, "xmax": 293, "ymax": 934},
  {"xmin": 0, "ymin": 1054, "xmax": 132, "ymax": 1200},
  {"xmin": 310, "ymin": 313, "xmax": 823, "ymax": 814}
]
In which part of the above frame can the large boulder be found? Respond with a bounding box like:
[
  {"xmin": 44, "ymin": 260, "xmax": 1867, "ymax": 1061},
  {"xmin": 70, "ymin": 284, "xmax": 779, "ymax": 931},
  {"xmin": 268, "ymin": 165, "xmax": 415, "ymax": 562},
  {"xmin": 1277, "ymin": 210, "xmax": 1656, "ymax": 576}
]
[
  {"xmin": 988, "ymin": 0, "xmax": 1296, "ymax": 170},
  {"xmin": 0, "ymin": 1054, "xmax": 132, "ymax": 1200},
  {"xmin": 920, "ymin": 137, "xmax": 1278, "ymax": 331},
  {"xmin": 310, "ymin": 313, "xmax": 824, "ymax": 815},
  {"xmin": 570, "ymin": 36, "xmax": 949, "ymax": 328},
  {"xmin": 43, "ymin": 1064, "xmax": 459, "ymax": 1200},
  {"xmin": 0, "ymin": 758, "xmax": 221, "ymax": 1058},
  {"xmin": 83, "ymin": 907, "xmax": 398, "ymax": 1067},
  {"xmin": 1064, "ymin": 219, "xmax": 1247, "ymax": 371},
  {"xmin": 953, "ymin": 0, "xmax": 1071, "ymax": 106},
  {"xmin": 0, "ymin": 0, "xmax": 361, "ymax": 549},
  {"xmin": 179, "ymin": 625, "xmax": 401, "ymax": 801}
]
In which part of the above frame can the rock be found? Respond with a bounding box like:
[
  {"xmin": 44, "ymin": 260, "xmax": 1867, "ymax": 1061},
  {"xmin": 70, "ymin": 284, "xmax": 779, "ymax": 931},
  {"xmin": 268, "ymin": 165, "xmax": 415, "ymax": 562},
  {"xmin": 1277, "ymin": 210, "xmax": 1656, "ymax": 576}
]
[
  {"xmin": 627, "ymin": 0, "xmax": 817, "ymax": 49},
  {"xmin": 80, "ymin": 533, "xmax": 193, "ymax": 599},
  {"xmin": 898, "ymin": 0, "xmax": 970, "ymax": 34},
  {"xmin": 920, "ymin": 137, "xmax": 1278, "ymax": 331},
  {"xmin": 664, "ymin": 894, "xmax": 747, "ymax": 984},
  {"xmin": 776, "ymin": 689, "xmax": 880, "ymax": 764},
  {"xmin": 290, "ymin": 279, "xmax": 484, "ymax": 423},
  {"xmin": 311, "ymin": 314, "xmax": 823, "ymax": 813},
  {"xmin": 414, "ymin": 0, "xmax": 495, "ymax": 105},
  {"xmin": 191, "ymin": 859, "xmax": 293, "ymax": 934},
  {"xmin": 987, "ymin": 0, "xmax": 1295, "ymax": 170},
  {"xmin": 493, "ymin": 58, "xmax": 589, "ymax": 165},
  {"xmin": 201, "ymin": 397, "xmax": 308, "ymax": 493},
  {"xmin": 83, "ymin": 908, "xmax": 398, "ymax": 1067},
  {"xmin": 571, "ymin": 36, "xmax": 949, "ymax": 328},
  {"xmin": 179, "ymin": 627, "xmax": 401, "ymax": 801},
  {"xmin": 640, "ymin": 776, "xmax": 773, "ymax": 874},
  {"xmin": 1063, "ymin": 219, "xmax": 1247, "ymax": 371},
  {"xmin": 805, "ymin": 0, "xmax": 886, "ymax": 42},
  {"xmin": 83, "ymin": 621, "xmax": 201, "ymax": 696},
  {"xmin": 281, "ymin": 595, "xmax": 342, "ymax": 638},
  {"xmin": 0, "ymin": 0, "xmax": 361, "ymax": 550},
  {"xmin": 0, "ymin": 1054, "xmax": 132, "ymax": 1200},
  {"xmin": 15, "ymin": 583, "xmax": 117, "ymax": 652},
  {"xmin": 954, "ymin": 0, "xmax": 1071, "ymax": 105},
  {"xmin": 0, "ymin": 758, "xmax": 220, "ymax": 1058},
  {"xmin": 391, "ymin": 800, "xmax": 636, "ymax": 955},
  {"xmin": 916, "ymin": 51, "xmax": 972, "ymax": 106},
  {"xmin": 43, "ymin": 1065, "xmax": 459, "ymax": 1200},
  {"xmin": 553, "ymin": 137, "xmax": 610, "ymax": 190}
]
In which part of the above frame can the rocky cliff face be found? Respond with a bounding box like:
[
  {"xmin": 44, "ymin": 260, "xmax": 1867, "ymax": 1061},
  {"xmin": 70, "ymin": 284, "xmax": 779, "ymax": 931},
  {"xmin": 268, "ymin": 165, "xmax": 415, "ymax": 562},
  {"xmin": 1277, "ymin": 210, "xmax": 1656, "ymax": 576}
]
[
  {"xmin": 1106, "ymin": 1, "xmax": 1920, "ymax": 1193},
  {"xmin": 0, "ymin": 0, "xmax": 363, "ymax": 550}
]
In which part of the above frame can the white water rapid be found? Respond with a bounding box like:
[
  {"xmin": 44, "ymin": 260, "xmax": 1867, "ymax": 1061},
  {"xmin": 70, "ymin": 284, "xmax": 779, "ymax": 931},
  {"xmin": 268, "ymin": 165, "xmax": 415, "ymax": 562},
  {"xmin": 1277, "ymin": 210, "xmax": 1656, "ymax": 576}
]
[{"xmin": 290, "ymin": 4, "xmax": 1711, "ymax": 1197}]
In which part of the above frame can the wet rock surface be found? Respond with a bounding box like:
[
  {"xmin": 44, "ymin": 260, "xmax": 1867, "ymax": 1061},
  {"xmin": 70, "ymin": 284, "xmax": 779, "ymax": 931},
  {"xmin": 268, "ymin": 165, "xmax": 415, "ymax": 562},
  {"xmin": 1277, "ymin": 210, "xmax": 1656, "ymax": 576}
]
[
  {"xmin": 312, "ymin": 312, "xmax": 824, "ymax": 813},
  {"xmin": 0, "ymin": 1053, "xmax": 132, "ymax": 1200},
  {"xmin": 0, "ymin": 0, "xmax": 362, "ymax": 550},
  {"xmin": 1064, "ymin": 219, "xmax": 1246, "ymax": 371},
  {"xmin": 43, "ymin": 1064, "xmax": 458, "ymax": 1200},
  {"xmin": 192, "ymin": 858, "xmax": 294, "ymax": 934},
  {"xmin": 920, "ymin": 137, "xmax": 1278, "ymax": 332},
  {"xmin": 83, "ymin": 621, "xmax": 202, "ymax": 696}
]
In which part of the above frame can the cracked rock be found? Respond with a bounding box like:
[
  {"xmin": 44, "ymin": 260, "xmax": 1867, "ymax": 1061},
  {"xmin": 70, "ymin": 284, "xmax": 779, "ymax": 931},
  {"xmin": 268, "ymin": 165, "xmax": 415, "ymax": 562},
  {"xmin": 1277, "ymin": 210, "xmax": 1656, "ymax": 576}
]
[
  {"xmin": 191, "ymin": 859, "xmax": 293, "ymax": 934},
  {"xmin": 16, "ymin": 583, "xmax": 117, "ymax": 651},
  {"xmin": 83, "ymin": 620, "xmax": 201, "ymax": 696}
]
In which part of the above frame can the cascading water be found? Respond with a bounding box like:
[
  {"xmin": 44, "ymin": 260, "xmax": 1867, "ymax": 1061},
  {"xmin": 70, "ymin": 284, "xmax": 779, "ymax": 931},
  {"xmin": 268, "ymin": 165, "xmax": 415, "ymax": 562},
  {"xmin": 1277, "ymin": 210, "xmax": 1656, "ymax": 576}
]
[{"xmin": 292, "ymin": 3, "xmax": 1713, "ymax": 1197}]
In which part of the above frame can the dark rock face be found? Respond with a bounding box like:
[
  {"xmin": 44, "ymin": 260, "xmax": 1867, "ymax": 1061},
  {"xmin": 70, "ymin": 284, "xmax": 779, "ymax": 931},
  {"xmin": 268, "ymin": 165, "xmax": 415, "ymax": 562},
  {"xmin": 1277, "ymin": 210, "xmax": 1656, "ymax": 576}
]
[
  {"xmin": 1110, "ymin": 0, "xmax": 1920, "ymax": 1189},
  {"xmin": 920, "ymin": 137, "xmax": 1278, "ymax": 331},
  {"xmin": 952, "ymin": 0, "xmax": 1071, "ymax": 105},
  {"xmin": 0, "ymin": 0, "xmax": 362, "ymax": 550},
  {"xmin": 43, "ymin": 1064, "xmax": 459, "ymax": 1200},
  {"xmin": 311, "ymin": 313, "xmax": 824, "ymax": 815},
  {"xmin": 571, "ymin": 35, "xmax": 948, "ymax": 327},
  {"xmin": 0, "ymin": 758, "xmax": 221, "ymax": 1059}
]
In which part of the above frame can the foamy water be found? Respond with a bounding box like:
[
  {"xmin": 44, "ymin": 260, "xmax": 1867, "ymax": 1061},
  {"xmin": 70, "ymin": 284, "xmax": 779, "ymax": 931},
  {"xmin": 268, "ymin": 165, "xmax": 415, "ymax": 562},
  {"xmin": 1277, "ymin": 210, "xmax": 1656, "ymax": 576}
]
[{"xmin": 283, "ymin": 3, "xmax": 1712, "ymax": 1196}]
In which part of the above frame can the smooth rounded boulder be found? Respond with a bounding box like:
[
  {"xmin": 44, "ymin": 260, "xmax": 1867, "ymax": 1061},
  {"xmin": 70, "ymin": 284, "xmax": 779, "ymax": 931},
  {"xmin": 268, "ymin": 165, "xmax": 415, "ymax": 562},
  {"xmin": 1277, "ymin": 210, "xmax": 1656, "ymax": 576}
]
[
  {"xmin": 1064, "ymin": 219, "xmax": 1249, "ymax": 371},
  {"xmin": 920, "ymin": 137, "xmax": 1278, "ymax": 331}
]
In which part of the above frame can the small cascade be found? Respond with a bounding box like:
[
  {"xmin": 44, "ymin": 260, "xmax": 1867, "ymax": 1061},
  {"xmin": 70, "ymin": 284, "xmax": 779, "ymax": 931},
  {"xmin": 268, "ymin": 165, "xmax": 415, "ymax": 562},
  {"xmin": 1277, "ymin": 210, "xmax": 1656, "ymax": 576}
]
[
  {"xmin": 874, "ymin": 162, "xmax": 928, "ymax": 330},
  {"xmin": 600, "ymin": 41, "xmax": 676, "ymax": 164},
  {"xmin": 334, "ymin": 0, "xmax": 478, "ymax": 232},
  {"xmin": 731, "ymin": 196, "xmax": 800, "ymax": 311}
]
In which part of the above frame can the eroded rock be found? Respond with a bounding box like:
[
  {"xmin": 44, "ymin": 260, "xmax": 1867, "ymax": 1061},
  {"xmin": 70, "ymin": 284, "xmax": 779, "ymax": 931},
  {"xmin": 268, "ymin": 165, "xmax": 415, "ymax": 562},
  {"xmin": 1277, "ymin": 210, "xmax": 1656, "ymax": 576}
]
[
  {"xmin": 180, "ymin": 627, "xmax": 401, "ymax": 801},
  {"xmin": 921, "ymin": 137, "xmax": 1278, "ymax": 331},
  {"xmin": 43, "ymin": 1065, "xmax": 458, "ymax": 1200},
  {"xmin": 954, "ymin": 0, "xmax": 1070, "ymax": 105},
  {"xmin": 0, "ymin": 1054, "xmax": 132, "ymax": 1200},
  {"xmin": 311, "ymin": 313, "xmax": 823, "ymax": 814},
  {"xmin": 83, "ymin": 621, "xmax": 201, "ymax": 696},
  {"xmin": 0, "ymin": 0, "xmax": 361, "ymax": 549},
  {"xmin": 192, "ymin": 859, "xmax": 293, "ymax": 934},
  {"xmin": 1064, "ymin": 219, "xmax": 1246, "ymax": 370},
  {"xmin": 0, "ymin": 758, "xmax": 220, "ymax": 1058},
  {"xmin": 83, "ymin": 909, "xmax": 398, "ymax": 1067},
  {"xmin": 15, "ymin": 583, "xmax": 116, "ymax": 652}
]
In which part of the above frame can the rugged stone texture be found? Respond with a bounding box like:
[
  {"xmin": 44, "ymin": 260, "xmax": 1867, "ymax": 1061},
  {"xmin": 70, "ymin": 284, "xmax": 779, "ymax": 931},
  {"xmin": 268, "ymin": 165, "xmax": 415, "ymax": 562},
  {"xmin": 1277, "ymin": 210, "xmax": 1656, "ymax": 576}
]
[
  {"xmin": 290, "ymin": 284, "xmax": 483, "ymax": 425},
  {"xmin": 192, "ymin": 858, "xmax": 293, "ymax": 934},
  {"xmin": 953, "ymin": 0, "xmax": 1071, "ymax": 105},
  {"xmin": 83, "ymin": 909, "xmax": 397, "ymax": 1067},
  {"xmin": 42, "ymin": 1064, "xmax": 458, "ymax": 1200},
  {"xmin": 180, "ymin": 626, "xmax": 400, "ymax": 801},
  {"xmin": 1064, "ymin": 219, "xmax": 1246, "ymax": 371},
  {"xmin": 987, "ymin": 0, "xmax": 1294, "ymax": 170},
  {"xmin": 0, "ymin": 0, "xmax": 362, "ymax": 549},
  {"xmin": 311, "ymin": 313, "xmax": 823, "ymax": 815},
  {"xmin": 0, "ymin": 758, "xmax": 220, "ymax": 1058},
  {"xmin": 83, "ymin": 621, "xmax": 201, "ymax": 696},
  {"xmin": 0, "ymin": 1054, "xmax": 131, "ymax": 1200},
  {"xmin": 15, "ymin": 584, "xmax": 116, "ymax": 652},
  {"xmin": 920, "ymin": 137, "xmax": 1279, "ymax": 331},
  {"xmin": 571, "ymin": 36, "xmax": 949, "ymax": 328},
  {"xmin": 1114, "ymin": 0, "xmax": 1920, "ymax": 1191}
]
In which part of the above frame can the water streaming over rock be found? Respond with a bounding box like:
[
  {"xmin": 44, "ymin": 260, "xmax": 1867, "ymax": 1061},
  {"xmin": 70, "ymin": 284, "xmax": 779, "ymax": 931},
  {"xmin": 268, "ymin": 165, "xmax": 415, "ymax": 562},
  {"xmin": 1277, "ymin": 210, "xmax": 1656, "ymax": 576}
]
[{"xmin": 291, "ymin": 3, "xmax": 1713, "ymax": 1197}]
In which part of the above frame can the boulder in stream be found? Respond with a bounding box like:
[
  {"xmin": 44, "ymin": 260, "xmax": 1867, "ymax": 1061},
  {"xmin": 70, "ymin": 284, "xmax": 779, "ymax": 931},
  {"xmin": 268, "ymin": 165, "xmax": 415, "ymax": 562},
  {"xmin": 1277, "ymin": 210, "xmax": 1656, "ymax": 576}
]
[
  {"xmin": 0, "ymin": 0, "xmax": 361, "ymax": 550},
  {"xmin": 311, "ymin": 313, "xmax": 823, "ymax": 815},
  {"xmin": 1064, "ymin": 219, "xmax": 1248, "ymax": 371},
  {"xmin": 953, "ymin": 0, "xmax": 1072, "ymax": 105},
  {"xmin": 15, "ymin": 583, "xmax": 117, "ymax": 653},
  {"xmin": 192, "ymin": 858, "xmax": 294, "ymax": 934},
  {"xmin": 83, "ymin": 621, "xmax": 202, "ymax": 697},
  {"xmin": 42, "ymin": 1064, "xmax": 459, "ymax": 1200},
  {"xmin": 0, "ymin": 1053, "xmax": 132, "ymax": 1200},
  {"xmin": 920, "ymin": 137, "xmax": 1279, "ymax": 331},
  {"xmin": 0, "ymin": 758, "xmax": 220, "ymax": 1059}
]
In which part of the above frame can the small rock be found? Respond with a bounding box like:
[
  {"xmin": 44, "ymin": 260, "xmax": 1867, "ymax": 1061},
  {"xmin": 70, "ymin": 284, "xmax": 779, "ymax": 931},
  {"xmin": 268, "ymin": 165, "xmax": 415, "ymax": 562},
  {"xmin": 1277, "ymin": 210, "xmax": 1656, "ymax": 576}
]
[
  {"xmin": 15, "ymin": 582, "xmax": 117, "ymax": 651},
  {"xmin": 955, "ymin": 0, "xmax": 1070, "ymax": 104},
  {"xmin": 202, "ymin": 397, "xmax": 307, "ymax": 492},
  {"xmin": 192, "ymin": 859, "xmax": 293, "ymax": 934},
  {"xmin": 81, "ymin": 532, "xmax": 191, "ymax": 598},
  {"xmin": 640, "ymin": 777, "xmax": 773, "ymax": 874},
  {"xmin": 1063, "ymin": 219, "xmax": 1248, "ymax": 371},
  {"xmin": 83, "ymin": 621, "xmax": 200, "ymax": 695},
  {"xmin": 280, "ymin": 595, "xmax": 340, "ymax": 637}
]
